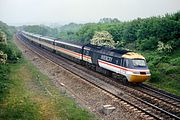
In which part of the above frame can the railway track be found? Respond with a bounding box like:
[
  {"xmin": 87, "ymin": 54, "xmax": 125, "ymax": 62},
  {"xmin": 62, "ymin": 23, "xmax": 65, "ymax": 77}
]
[
  {"xmin": 16, "ymin": 33, "xmax": 180, "ymax": 120},
  {"xmin": 111, "ymin": 81, "xmax": 180, "ymax": 119},
  {"xmin": 140, "ymin": 83, "xmax": 180, "ymax": 105}
]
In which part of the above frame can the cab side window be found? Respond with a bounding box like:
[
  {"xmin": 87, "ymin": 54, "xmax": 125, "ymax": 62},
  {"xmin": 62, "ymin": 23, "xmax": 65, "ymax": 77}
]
[
  {"xmin": 84, "ymin": 50, "xmax": 89, "ymax": 56},
  {"xmin": 119, "ymin": 58, "xmax": 127, "ymax": 67}
]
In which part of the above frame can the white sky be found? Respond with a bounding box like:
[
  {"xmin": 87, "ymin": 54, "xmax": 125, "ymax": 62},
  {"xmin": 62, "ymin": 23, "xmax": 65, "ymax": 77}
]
[{"xmin": 0, "ymin": 0, "xmax": 180, "ymax": 26}]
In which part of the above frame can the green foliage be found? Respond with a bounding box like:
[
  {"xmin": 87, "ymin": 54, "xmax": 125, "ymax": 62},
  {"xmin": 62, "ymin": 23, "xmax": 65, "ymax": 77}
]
[
  {"xmin": 122, "ymin": 20, "xmax": 139, "ymax": 42},
  {"xmin": 115, "ymin": 39, "xmax": 126, "ymax": 48},
  {"xmin": 91, "ymin": 31, "xmax": 116, "ymax": 48},
  {"xmin": 143, "ymin": 51, "xmax": 180, "ymax": 95},
  {"xmin": 136, "ymin": 37, "xmax": 158, "ymax": 50},
  {"xmin": 0, "ymin": 21, "xmax": 16, "ymax": 40},
  {"xmin": 0, "ymin": 31, "xmax": 7, "ymax": 43},
  {"xmin": 0, "ymin": 42, "xmax": 21, "ymax": 63},
  {"xmin": 99, "ymin": 18, "xmax": 120, "ymax": 23},
  {"xmin": 165, "ymin": 66, "xmax": 179, "ymax": 75},
  {"xmin": 149, "ymin": 71, "xmax": 161, "ymax": 83},
  {"xmin": 0, "ymin": 60, "xmax": 42, "ymax": 120},
  {"xmin": 1, "ymin": 97, "xmax": 40, "ymax": 120},
  {"xmin": 74, "ymin": 11, "xmax": 180, "ymax": 52},
  {"xmin": 0, "ymin": 64, "xmax": 10, "ymax": 101},
  {"xmin": 170, "ymin": 57, "xmax": 180, "ymax": 66},
  {"xmin": 0, "ymin": 51, "xmax": 7, "ymax": 64},
  {"xmin": 77, "ymin": 23, "xmax": 102, "ymax": 43},
  {"xmin": 22, "ymin": 25, "xmax": 58, "ymax": 37},
  {"xmin": 0, "ymin": 21, "xmax": 22, "ymax": 102},
  {"xmin": 58, "ymin": 23, "xmax": 83, "ymax": 32}
]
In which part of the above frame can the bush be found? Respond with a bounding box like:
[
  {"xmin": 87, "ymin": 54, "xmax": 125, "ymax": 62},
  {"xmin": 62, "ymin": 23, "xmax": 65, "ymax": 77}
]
[
  {"xmin": 0, "ymin": 43, "xmax": 22, "ymax": 63},
  {"xmin": 0, "ymin": 64, "xmax": 10, "ymax": 101},
  {"xmin": 157, "ymin": 63, "xmax": 171, "ymax": 74},
  {"xmin": 149, "ymin": 71, "xmax": 161, "ymax": 83},
  {"xmin": 146, "ymin": 55, "xmax": 170, "ymax": 66},
  {"xmin": 165, "ymin": 66, "xmax": 180, "ymax": 75},
  {"xmin": 136, "ymin": 37, "xmax": 158, "ymax": 51},
  {"xmin": 170, "ymin": 57, "xmax": 180, "ymax": 66}
]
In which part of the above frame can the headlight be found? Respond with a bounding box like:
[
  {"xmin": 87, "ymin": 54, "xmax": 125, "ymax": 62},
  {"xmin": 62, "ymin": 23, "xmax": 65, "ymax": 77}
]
[{"xmin": 126, "ymin": 71, "xmax": 133, "ymax": 74}]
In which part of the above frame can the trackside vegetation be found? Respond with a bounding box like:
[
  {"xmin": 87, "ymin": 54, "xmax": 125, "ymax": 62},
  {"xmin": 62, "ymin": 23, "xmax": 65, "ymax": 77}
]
[
  {"xmin": 0, "ymin": 58, "xmax": 96, "ymax": 119},
  {"xmin": 0, "ymin": 22, "xmax": 96, "ymax": 120},
  {"xmin": 23, "ymin": 11, "xmax": 180, "ymax": 96}
]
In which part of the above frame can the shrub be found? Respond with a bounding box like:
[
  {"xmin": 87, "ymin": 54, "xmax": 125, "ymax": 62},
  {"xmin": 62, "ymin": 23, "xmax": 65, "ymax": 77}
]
[
  {"xmin": 165, "ymin": 66, "xmax": 180, "ymax": 74},
  {"xmin": 157, "ymin": 63, "xmax": 170, "ymax": 73},
  {"xmin": 0, "ymin": 64, "xmax": 10, "ymax": 101},
  {"xmin": 0, "ymin": 43, "xmax": 22, "ymax": 63},
  {"xmin": 0, "ymin": 51, "xmax": 7, "ymax": 64},
  {"xmin": 149, "ymin": 71, "xmax": 161, "ymax": 83},
  {"xmin": 169, "ymin": 57, "xmax": 180, "ymax": 66},
  {"xmin": 136, "ymin": 37, "xmax": 158, "ymax": 51}
]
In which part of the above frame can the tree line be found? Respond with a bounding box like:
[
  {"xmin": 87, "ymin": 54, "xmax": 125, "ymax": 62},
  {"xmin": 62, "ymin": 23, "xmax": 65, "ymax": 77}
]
[{"xmin": 23, "ymin": 11, "xmax": 180, "ymax": 54}]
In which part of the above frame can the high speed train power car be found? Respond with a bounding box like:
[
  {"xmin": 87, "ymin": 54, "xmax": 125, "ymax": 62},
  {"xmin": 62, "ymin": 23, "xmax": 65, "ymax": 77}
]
[{"xmin": 20, "ymin": 31, "xmax": 151, "ymax": 83}]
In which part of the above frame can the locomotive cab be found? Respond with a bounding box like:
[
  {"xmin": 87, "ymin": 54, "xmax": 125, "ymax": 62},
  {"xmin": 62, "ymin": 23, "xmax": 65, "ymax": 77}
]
[{"xmin": 122, "ymin": 52, "xmax": 151, "ymax": 83}]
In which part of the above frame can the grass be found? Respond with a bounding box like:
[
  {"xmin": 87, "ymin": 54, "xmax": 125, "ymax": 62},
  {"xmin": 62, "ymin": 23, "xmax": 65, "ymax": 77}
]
[{"xmin": 0, "ymin": 57, "xmax": 96, "ymax": 120}]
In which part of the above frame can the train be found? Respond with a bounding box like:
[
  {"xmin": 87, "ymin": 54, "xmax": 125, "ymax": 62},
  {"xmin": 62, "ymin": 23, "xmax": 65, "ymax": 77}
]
[{"xmin": 20, "ymin": 31, "xmax": 151, "ymax": 83}]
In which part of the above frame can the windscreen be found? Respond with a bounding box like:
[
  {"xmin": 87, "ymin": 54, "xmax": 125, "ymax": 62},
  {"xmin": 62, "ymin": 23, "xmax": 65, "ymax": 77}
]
[{"xmin": 132, "ymin": 59, "xmax": 146, "ymax": 67}]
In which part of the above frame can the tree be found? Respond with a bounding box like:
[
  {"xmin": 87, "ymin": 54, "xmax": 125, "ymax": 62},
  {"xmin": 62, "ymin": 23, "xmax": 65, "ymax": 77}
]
[
  {"xmin": 90, "ymin": 31, "xmax": 116, "ymax": 48},
  {"xmin": 0, "ymin": 31, "xmax": 7, "ymax": 44},
  {"xmin": 0, "ymin": 51, "xmax": 7, "ymax": 64},
  {"xmin": 157, "ymin": 41, "xmax": 173, "ymax": 53},
  {"xmin": 99, "ymin": 18, "xmax": 120, "ymax": 23},
  {"xmin": 77, "ymin": 23, "xmax": 101, "ymax": 43},
  {"xmin": 123, "ymin": 21, "xmax": 139, "ymax": 42}
]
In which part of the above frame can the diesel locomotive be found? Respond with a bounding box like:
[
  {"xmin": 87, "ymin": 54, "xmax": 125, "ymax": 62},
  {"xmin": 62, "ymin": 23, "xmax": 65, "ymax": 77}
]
[{"xmin": 20, "ymin": 31, "xmax": 151, "ymax": 83}]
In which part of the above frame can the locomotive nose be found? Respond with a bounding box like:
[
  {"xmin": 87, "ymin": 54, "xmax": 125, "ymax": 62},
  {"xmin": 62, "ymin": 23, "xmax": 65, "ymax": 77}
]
[{"xmin": 129, "ymin": 74, "xmax": 151, "ymax": 83}]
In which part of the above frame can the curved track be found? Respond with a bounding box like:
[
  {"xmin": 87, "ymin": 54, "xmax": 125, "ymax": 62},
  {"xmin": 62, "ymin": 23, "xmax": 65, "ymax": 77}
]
[{"xmin": 16, "ymin": 33, "xmax": 180, "ymax": 120}]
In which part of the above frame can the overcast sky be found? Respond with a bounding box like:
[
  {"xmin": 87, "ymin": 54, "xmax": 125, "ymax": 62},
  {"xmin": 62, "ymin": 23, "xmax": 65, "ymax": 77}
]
[{"xmin": 0, "ymin": 0, "xmax": 180, "ymax": 26}]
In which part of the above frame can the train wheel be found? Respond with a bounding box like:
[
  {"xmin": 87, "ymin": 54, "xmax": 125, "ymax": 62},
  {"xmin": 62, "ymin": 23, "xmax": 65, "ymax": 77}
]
[
  {"xmin": 115, "ymin": 74, "xmax": 128, "ymax": 85},
  {"xmin": 122, "ymin": 77, "xmax": 128, "ymax": 85}
]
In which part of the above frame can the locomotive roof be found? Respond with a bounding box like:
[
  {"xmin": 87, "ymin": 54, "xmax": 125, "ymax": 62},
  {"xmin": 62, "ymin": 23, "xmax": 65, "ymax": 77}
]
[{"xmin": 85, "ymin": 44, "xmax": 131, "ymax": 55}]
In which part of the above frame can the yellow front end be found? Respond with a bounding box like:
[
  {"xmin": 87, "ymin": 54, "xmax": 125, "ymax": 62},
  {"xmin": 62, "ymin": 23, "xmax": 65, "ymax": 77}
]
[{"xmin": 129, "ymin": 74, "xmax": 151, "ymax": 83}]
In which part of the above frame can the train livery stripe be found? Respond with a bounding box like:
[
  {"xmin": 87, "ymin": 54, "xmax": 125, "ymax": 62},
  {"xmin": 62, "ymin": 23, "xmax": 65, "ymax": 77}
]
[
  {"xmin": 23, "ymin": 34, "xmax": 92, "ymax": 62},
  {"xmin": 98, "ymin": 59, "xmax": 150, "ymax": 73},
  {"xmin": 83, "ymin": 55, "xmax": 92, "ymax": 63},
  {"xmin": 55, "ymin": 46, "xmax": 82, "ymax": 59}
]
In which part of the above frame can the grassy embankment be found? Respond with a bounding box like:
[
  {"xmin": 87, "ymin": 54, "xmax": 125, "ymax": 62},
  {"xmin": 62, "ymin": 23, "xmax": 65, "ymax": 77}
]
[
  {"xmin": 142, "ymin": 48, "xmax": 180, "ymax": 96},
  {"xmin": 0, "ymin": 39, "xmax": 96, "ymax": 120}
]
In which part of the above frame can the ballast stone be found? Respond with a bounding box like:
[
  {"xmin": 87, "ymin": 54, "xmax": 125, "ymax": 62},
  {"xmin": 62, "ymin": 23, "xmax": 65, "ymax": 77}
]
[{"xmin": 102, "ymin": 104, "xmax": 116, "ymax": 115}]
